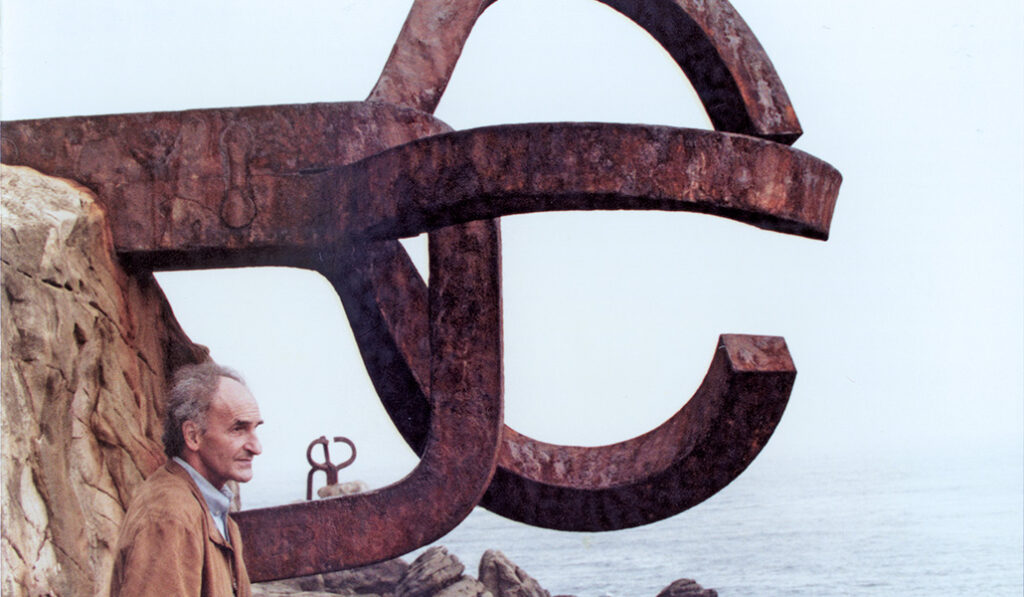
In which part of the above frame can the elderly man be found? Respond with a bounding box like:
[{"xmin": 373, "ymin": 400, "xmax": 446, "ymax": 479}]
[{"xmin": 110, "ymin": 362, "xmax": 263, "ymax": 596}]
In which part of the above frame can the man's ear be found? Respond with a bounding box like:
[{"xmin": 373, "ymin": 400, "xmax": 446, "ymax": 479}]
[{"xmin": 182, "ymin": 420, "xmax": 203, "ymax": 452}]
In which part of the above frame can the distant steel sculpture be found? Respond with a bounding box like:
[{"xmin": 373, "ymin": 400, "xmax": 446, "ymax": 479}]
[
  {"xmin": 306, "ymin": 436, "xmax": 357, "ymax": 501},
  {"xmin": 1, "ymin": 0, "xmax": 841, "ymax": 582}
]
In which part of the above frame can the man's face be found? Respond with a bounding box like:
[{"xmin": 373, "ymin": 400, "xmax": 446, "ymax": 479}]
[{"xmin": 184, "ymin": 376, "xmax": 263, "ymax": 489}]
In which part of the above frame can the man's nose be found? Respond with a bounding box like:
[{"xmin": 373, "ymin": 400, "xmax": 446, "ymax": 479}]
[{"xmin": 246, "ymin": 433, "xmax": 262, "ymax": 456}]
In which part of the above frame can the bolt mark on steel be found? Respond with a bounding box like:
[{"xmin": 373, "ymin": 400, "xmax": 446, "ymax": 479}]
[{"xmin": 1, "ymin": 0, "xmax": 841, "ymax": 582}]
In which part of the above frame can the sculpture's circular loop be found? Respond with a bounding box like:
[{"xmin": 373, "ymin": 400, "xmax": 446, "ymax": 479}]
[
  {"xmin": 330, "ymin": 436, "xmax": 358, "ymax": 471},
  {"xmin": 372, "ymin": 0, "xmax": 801, "ymax": 141},
  {"xmin": 305, "ymin": 435, "xmax": 357, "ymax": 471},
  {"xmin": 305, "ymin": 436, "xmax": 331, "ymax": 470}
]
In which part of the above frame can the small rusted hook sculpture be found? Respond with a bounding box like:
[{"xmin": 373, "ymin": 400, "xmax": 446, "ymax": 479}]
[{"xmin": 306, "ymin": 436, "xmax": 357, "ymax": 501}]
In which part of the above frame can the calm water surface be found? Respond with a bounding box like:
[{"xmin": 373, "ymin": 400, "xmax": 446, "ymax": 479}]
[
  {"xmin": 251, "ymin": 443, "xmax": 1023, "ymax": 596},
  {"xmin": 415, "ymin": 445, "xmax": 1023, "ymax": 596}
]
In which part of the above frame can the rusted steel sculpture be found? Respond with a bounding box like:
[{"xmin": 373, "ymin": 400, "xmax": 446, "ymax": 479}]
[
  {"xmin": 1, "ymin": 0, "xmax": 841, "ymax": 582},
  {"xmin": 306, "ymin": 436, "xmax": 357, "ymax": 501}
]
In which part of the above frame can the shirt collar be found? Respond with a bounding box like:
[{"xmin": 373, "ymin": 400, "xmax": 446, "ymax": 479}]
[{"xmin": 172, "ymin": 456, "xmax": 233, "ymax": 521}]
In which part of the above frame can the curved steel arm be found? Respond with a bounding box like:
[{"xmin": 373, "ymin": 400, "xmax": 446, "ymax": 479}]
[
  {"xmin": 325, "ymin": 239, "xmax": 798, "ymax": 531},
  {"xmin": 373, "ymin": 0, "xmax": 801, "ymax": 141},
  {"xmin": 233, "ymin": 220, "xmax": 502, "ymax": 581},
  {"xmin": 338, "ymin": 123, "xmax": 840, "ymax": 242},
  {"xmin": 483, "ymin": 334, "xmax": 795, "ymax": 530}
]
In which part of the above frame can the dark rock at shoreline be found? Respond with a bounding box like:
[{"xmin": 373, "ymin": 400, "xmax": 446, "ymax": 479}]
[
  {"xmin": 324, "ymin": 558, "xmax": 409, "ymax": 594},
  {"xmin": 395, "ymin": 546, "xmax": 468, "ymax": 597},
  {"xmin": 656, "ymin": 578, "xmax": 718, "ymax": 597},
  {"xmin": 478, "ymin": 550, "xmax": 550, "ymax": 597},
  {"xmin": 252, "ymin": 558, "xmax": 409, "ymax": 596},
  {"xmin": 434, "ymin": 576, "xmax": 491, "ymax": 596},
  {"xmin": 252, "ymin": 544, "xmax": 716, "ymax": 597}
]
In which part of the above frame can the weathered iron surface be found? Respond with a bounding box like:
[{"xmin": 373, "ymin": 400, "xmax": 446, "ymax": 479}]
[
  {"xmin": 1, "ymin": 116, "xmax": 838, "ymax": 269},
  {"xmin": 325, "ymin": 244, "xmax": 797, "ymax": 530},
  {"xmin": 368, "ymin": 0, "xmax": 489, "ymax": 114},
  {"xmin": 0, "ymin": 102, "xmax": 453, "ymax": 268},
  {"xmin": 371, "ymin": 0, "xmax": 802, "ymax": 142},
  {"xmin": 234, "ymin": 220, "xmax": 503, "ymax": 580},
  {"xmin": 596, "ymin": 0, "xmax": 803, "ymax": 143},
  {"xmin": 339, "ymin": 124, "xmax": 839, "ymax": 241},
  {"xmin": 306, "ymin": 436, "xmax": 357, "ymax": 501},
  {"xmin": 0, "ymin": 0, "xmax": 842, "ymax": 582},
  {"xmin": 485, "ymin": 334, "xmax": 795, "ymax": 531}
]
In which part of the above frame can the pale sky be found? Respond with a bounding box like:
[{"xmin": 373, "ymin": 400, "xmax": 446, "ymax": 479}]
[{"xmin": 2, "ymin": 0, "xmax": 1021, "ymax": 508}]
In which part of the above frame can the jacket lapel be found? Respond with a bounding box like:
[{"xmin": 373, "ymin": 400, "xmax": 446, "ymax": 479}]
[{"xmin": 167, "ymin": 460, "xmax": 234, "ymax": 551}]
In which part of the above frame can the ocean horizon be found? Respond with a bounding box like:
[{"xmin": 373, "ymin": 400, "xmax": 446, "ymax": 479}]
[{"xmin": 245, "ymin": 440, "xmax": 1023, "ymax": 596}]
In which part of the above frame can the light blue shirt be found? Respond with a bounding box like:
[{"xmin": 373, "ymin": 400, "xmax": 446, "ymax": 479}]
[{"xmin": 173, "ymin": 457, "xmax": 233, "ymax": 544}]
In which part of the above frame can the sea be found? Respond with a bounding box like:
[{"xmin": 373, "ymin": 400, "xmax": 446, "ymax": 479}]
[{"xmin": 249, "ymin": 442, "xmax": 1023, "ymax": 596}]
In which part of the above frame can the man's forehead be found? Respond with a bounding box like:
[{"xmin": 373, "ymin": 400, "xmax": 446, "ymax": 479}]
[{"xmin": 212, "ymin": 376, "xmax": 262, "ymax": 422}]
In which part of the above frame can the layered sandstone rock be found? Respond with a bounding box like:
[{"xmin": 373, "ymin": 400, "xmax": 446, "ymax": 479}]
[{"xmin": 1, "ymin": 165, "xmax": 206, "ymax": 596}]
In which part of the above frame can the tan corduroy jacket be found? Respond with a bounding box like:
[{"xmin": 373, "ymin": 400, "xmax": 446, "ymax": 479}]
[{"xmin": 109, "ymin": 460, "xmax": 252, "ymax": 597}]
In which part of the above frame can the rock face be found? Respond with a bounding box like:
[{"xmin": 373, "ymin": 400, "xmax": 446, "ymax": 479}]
[
  {"xmin": 321, "ymin": 557, "xmax": 408, "ymax": 594},
  {"xmin": 249, "ymin": 545, "xmax": 722, "ymax": 597},
  {"xmin": 253, "ymin": 548, "xmax": 497, "ymax": 597},
  {"xmin": 478, "ymin": 550, "xmax": 549, "ymax": 597},
  {"xmin": 316, "ymin": 480, "xmax": 370, "ymax": 499},
  {"xmin": 655, "ymin": 578, "xmax": 718, "ymax": 597},
  {"xmin": 434, "ymin": 576, "xmax": 491, "ymax": 597},
  {"xmin": 395, "ymin": 547, "xmax": 468, "ymax": 597},
  {"xmin": 1, "ymin": 165, "xmax": 207, "ymax": 596},
  {"xmin": 252, "ymin": 558, "xmax": 410, "ymax": 596}
]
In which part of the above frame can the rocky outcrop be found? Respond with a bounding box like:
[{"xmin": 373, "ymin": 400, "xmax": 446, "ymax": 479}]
[
  {"xmin": 253, "ymin": 548, "xmax": 489, "ymax": 597},
  {"xmin": 655, "ymin": 578, "xmax": 718, "ymax": 597},
  {"xmin": 1, "ymin": 165, "xmax": 207, "ymax": 596},
  {"xmin": 434, "ymin": 576, "xmax": 491, "ymax": 597},
  {"xmin": 478, "ymin": 550, "xmax": 549, "ymax": 597},
  {"xmin": 317, "ymin": 480, "xmax": 370, "ymax": 499},
  {"xmin": 395, "ymin": 547, "xmax": 470, "ymax": 597},
  {"xmin": 252, "ymin": 545, "xmax": 718, "ymax": 597},
  {"xmin": 252, "ymin": 558, "xmax": 410, "ymax": 596},
  {"xmin": 322, "ymin": 557, "xmax": 408, "ymax": 594}
]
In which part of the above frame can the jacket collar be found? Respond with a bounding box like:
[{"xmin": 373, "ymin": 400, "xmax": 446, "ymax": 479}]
[{"xmin": 165, "ymin": 459, "xmax": 235, "ymax": 550}]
